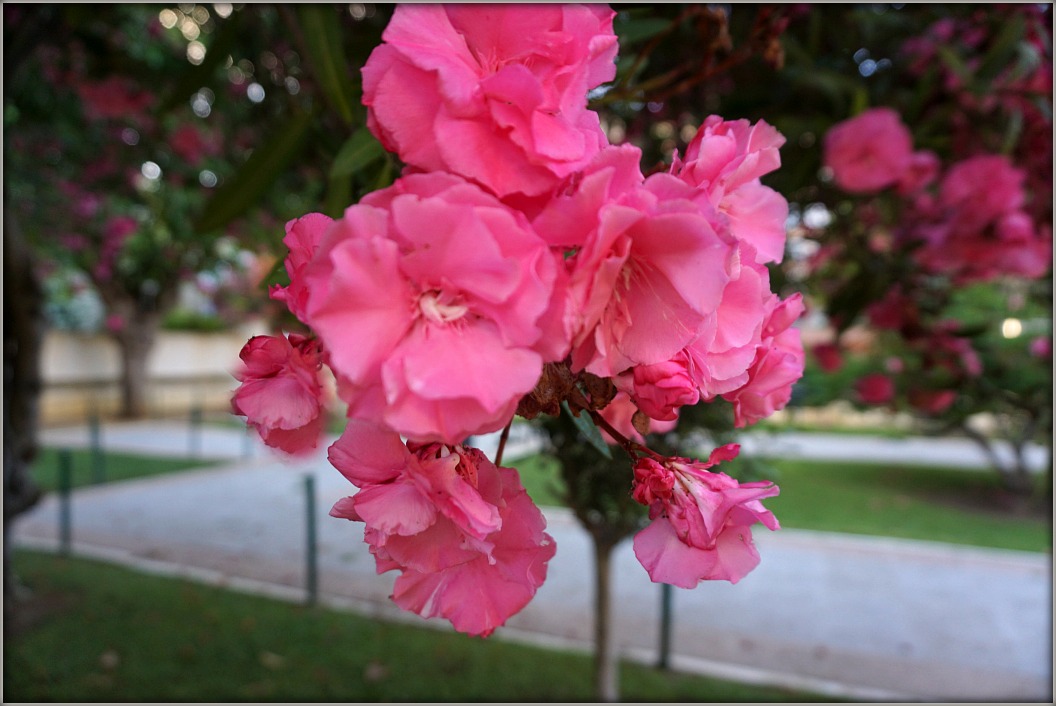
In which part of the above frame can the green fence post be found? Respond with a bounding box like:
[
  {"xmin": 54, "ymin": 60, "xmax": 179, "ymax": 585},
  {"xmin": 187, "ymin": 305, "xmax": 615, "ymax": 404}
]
[
  {"xmin": 304, "ymin": 473, "xmax": 318, "ymax": 607},
  {"xmin": 58, "ymin": 448, "xmax": 72, "ymax": 556},
  {"xmin": 89, "ymin": 412, "xmax": 106, "ymax": 484},
  {"xmin": 658, "ymin": 582, "xmax": 673, "ymax": 670},
  {"xmin": 189, "ymin": 405, "xmax": 203, "ymax": 458}
]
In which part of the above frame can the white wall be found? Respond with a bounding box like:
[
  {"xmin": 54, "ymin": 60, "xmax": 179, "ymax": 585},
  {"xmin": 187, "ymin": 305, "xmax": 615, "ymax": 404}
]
[{"xmin": 40, "ymin": 322, "xmax": 269, "ymax": 423}]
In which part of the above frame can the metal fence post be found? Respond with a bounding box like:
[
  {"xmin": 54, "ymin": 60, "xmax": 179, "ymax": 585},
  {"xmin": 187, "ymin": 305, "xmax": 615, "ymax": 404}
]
[
  {"xmin": 189, "ymin": 404, "xmax": 203, "ymax": 458},
  {"xmin": 304, "ymin": 473, "xmax": 318, "ymax": 606},
  {"xmin": 658, "ymin": 582, "xmax": 673, "ymax": 670},
  {"xmin": 89, "ymin": 412, "xmax": 106, "ymax": 484},
  {"xmin": 58, "ymin": 449, "xmax": 72, "ymax": 556}
]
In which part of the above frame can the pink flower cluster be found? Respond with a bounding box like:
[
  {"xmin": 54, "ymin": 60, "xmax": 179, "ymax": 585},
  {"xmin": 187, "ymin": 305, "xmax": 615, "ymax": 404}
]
[
  {"xmin": 823, "ymin": 107, "xmax": 1051, "ymax": 284},
  {"xmin": 328, "ymin": 420, "xmax": 554, "ymax": 637},
  {"xmin": 233, "ymin": 4, "xmax": 799, "ymax": 637}
]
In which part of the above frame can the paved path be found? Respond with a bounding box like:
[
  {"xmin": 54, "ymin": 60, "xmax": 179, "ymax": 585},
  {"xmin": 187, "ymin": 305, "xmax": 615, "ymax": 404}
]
[{"xmin": 14, "ymin": 420, "xmax": 1054, "ymax": 702}]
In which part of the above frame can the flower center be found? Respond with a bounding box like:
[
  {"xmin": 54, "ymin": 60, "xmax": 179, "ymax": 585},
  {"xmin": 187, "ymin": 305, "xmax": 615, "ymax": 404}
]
[{"xmin": 418, "ymin": 289, "xmax": 468, "ymax": 324}]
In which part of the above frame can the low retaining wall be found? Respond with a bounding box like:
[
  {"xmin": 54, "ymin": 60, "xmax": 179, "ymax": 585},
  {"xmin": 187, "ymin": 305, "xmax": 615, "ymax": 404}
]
[{"xmin": 40, "ymin": 324, "xmax": 267, "ymax": 424}]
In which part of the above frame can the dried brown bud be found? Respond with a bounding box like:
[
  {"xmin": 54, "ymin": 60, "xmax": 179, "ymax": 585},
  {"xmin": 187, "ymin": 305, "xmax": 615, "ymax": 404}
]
[
  {"xmin": 631, "ymin": 410, "xmax": 652, "ymax": 438},
  {"xmin": 516, "ymin": 361, "xmax": 577, "ymax": 419},
  {"xmin": 578, "ymin": 371, "xmax": 618, "ymax": 411}
]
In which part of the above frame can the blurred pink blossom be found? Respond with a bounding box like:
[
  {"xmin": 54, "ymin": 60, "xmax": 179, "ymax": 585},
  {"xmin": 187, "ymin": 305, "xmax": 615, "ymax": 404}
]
[
  {"xmin": 169, "ymin": 123, "xmax": 220, "ymax": 165},
  {"xmin": 104, "ymin": 314, "xmax": 125, "ymax": 334},
  {"xmin": 855, "ymin": 373, "xmax": 895, "ymax": 405},
  {"xmin": 1029, "ymin": 336, "xmax": 1052, "ymax": 360},
  {"xmin": 823, "ymin": 107, "xmax": 914, "ymax": 193},
  {"xmin": 812, "ymin": 342, "xmax": 843, "ymax": 373},
  {"xmin": 231, "ymin": 334, "xmax": 326, "ymax": 455},
  {"xmin": 908, "ymin": 389, "xmax": 957, "ymax": 415},
  {"xmin": 76, "ymin": 76, "xmax": 154, "ymax": 123}
]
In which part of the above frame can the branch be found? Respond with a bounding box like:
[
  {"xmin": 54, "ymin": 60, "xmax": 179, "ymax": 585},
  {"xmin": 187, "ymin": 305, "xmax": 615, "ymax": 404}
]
[
  {"xmin": 587, "ymin": 408, "xmax": 663, "ymax": 463},
  {"xmin": 493, "ymin": 419, "xmax": 512, "ymax": 467}
]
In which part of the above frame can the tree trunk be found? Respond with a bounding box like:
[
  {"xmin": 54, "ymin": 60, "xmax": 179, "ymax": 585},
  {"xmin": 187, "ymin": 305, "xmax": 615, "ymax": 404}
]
[
  {"xmin": 4, "ymin": 200, "xmax": 46, "ymax": 615},
  {"xmin": 960, "ymin": 422, "xmax": 1035, "ymax": 497},
  {"xmin": 97, "ymin": 282, "xmax": 173, "ymax": 420},
  {"xmin": 592, "ymin": 535, "xmax": 619, "ymax": 703},
  {"xmin": 112, "ymin": 312, "xmax": 161, "ymax": 420}
]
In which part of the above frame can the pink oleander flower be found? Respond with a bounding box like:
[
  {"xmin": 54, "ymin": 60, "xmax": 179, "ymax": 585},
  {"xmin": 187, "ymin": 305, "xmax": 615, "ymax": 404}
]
[
  {"xmin": 721, "ymin": 293, "xmax": 805, "ymax": 427},
  {"xmin": 896, "ymin": 150, "xmax": 941, "ymax": 195},
  {"xmin": 231, "ymin": 333, "xmax": 326, "ymax": 455},
  {"xmin": 104, "ymin": 313, "xmax": 125, "ymax": 334},
  {"xmin": 823, "ymin": 107, "xmax": 914, "ymax": 193},
  {"xmin": 599, "ymin": 391, "xmax": 679, "ymax": 444},
  {"xmin": 59, "ymin": 233, "xmax": 89, "ymax": 252},
  {"xmin": 328, "ymin": 419, "xmax": 555, "ymax": 637},
  {"xmin": 362, "ymin": 3, "xmax": 617, "ymax": 198},
  {"xmin": 1029, "ymin": 336, "xmax": 1052, "ymax": 360},
  {"xmin": 301, "ymin": 172, "xmax": 564, "ymax": 443},
  {"xmin": 169, "ymin": 123, "xmax": 219, "ymax": 165},
  {"xmin": 104, "ymin": 215, "xmax": 138, "ymax": 245},
  {"xmin": 908, "ymin": 389, "xmax": 957, "ymax": 415},
  {"xmin": 855, "ymin": 373, "xmax": 895, "ymax": 405},
  {"xmin": 672, "ymin": 115, "xmax": 789, "ymax": 264},
  {"xmin": 616, "ymin": 354, "xmax": 699, "ymax": 423},
  {"xmin": 685, "ymin": 248, "xmax": 774, "ymax": 400},
  {"xmin": 631, "ymin": 445, "xmax": 780, "ymax": 587},
  {"xmin": 925, "ymin": 325, "xmax": 983, "ymax": 378},
  {"xmin": 867, "ymin": 287, "xmax": 919, "ymax": 331},
  {"xmin": 812, "ymin": 342, "xmax": 843, "ymax": 373},
  {"xmin": 541, "ymin": 156, "xmax": 736, "ymax": 378},
  {"xmin": 913, "ymin": 154, "xmax": 1052, "ymax": 283},
  {"xmin": 269, "ymin": 212, "xmax": 334, "ymax": 324},
  {"xmin": 76, "ymin": 76, "xmax": 155, "ymax": 123},
  {"xmin": 939, "ymin": 154, "xmax": 1025, "ymax": 234}
]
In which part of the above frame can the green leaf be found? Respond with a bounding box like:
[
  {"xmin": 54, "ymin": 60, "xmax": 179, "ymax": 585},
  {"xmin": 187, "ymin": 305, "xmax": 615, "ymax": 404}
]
[
  {"xmin": 936, "ymin": 45, "xmax": 972, "ymax": 85},
  {"xmin": 297, "ymin": 5, "xmax": 356, "ymax": 125},
  {"xmin": 195, "ymin": 109, "xmax": 315, "ymax": 234},
  {"xmin": 975, "ymin": 13, "xmax": 1026, "ymax": 85},
  {"xmin": 1000, "ymin": 108, "xmax": 1024, "ymax": 156},
  {"xmin": 329, "ymin": 127, "xmax": 386, "ymax": 180},
  {"xmin": 323, "ymin": 172, "xmax": 353, "ymax": 219},
  {"xmin": 850, "ymin": 85, "xmax": 870, "ymax": 116},
  {"xmin": 562, "ymin": 402, "xmax": 612, "ymax": 460},
  {"xmin": 615, "ymin": 17, "xmax": 671, "ymax": 46},
  {"xmin": 370, "ymin": 156, "xmax": 396, "ymax": 192}
]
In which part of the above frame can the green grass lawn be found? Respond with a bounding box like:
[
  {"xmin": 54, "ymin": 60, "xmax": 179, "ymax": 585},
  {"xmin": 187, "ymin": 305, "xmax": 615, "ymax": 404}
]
[
  {"xmin": 509, "ymin": 454, "xmax": 1051, "ymax": 554},
  {"xmin": 761, "ymin": 459, "xmax": 1051, "ymax": 553},
  {"xmin": 4, "ymin": 551, "xmax": 831, "ymax": 703},
  {"xmin": 31, "ymin": 447, "xmax": 218, "ymax": 493}
]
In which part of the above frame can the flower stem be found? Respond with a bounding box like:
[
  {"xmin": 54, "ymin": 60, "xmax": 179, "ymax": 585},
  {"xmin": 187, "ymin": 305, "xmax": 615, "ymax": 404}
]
[
  {"xmin": 588, "ymin": 409, "xmax": 664, "ymax": 462},
  {"xmin": 494, "ymin": 419, "xmax": 512, "ymax": 466}
]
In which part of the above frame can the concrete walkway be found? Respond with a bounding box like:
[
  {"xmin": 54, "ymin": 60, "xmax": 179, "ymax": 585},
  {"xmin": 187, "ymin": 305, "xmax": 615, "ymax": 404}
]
[{"xmin": 14, "ymin": 420, "xmax": 1054, "ymax": 702}]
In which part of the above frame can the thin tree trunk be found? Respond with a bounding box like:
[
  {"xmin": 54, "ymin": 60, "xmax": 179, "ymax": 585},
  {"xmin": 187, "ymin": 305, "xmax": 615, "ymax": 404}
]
[
  {"xmin": 4, "ymin": 201, "xmax": 46, "ymax": 615},
  {"xmin": 97, "ymin": 282, "xmax": 173, "ymax": 420},
  {"xmin": 959, "ymin": 422, "xmax": 1034, "ymax": 496},
  {"xmin": 113, "ymin": 314, "xmax": 160, "ymax": 419},
  {"xmin": 592, "ymin": 535, "xmax": 619, "ymax": 703}
]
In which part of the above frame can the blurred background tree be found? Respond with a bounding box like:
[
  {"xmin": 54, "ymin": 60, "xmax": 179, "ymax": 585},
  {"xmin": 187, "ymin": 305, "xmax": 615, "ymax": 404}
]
[{"xmin": 597, "ymin": 4, "xmax": 1051, "ymax": 504}]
